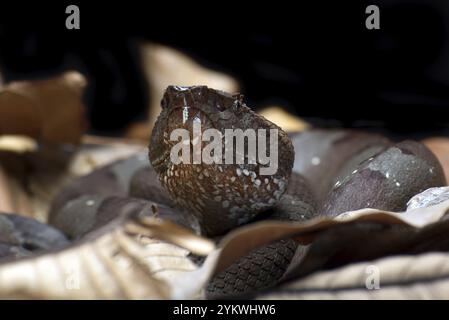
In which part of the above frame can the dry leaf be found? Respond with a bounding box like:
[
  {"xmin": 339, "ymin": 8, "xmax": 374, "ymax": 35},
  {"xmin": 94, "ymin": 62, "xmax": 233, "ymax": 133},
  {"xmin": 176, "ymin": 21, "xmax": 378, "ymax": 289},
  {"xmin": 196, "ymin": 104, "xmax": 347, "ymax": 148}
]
[
  {"xmin": 257, "ymin": 251, "xmax": 449, "ymax": 299},
  {"xmin": 259, "ymin": 106, "xmax": 310, "ymax": 133},
  {"xmin": 0, "ymin": 71, "xmax": 87, "ymax": 145},
  {"xmin": 0, "ymin": 214, "xmax": 214, "ymax": 299},
  {"xmin": 205, "ymin": 200, "xmax": 449, "ymax": 279},
  {"xmin": 278, "ymin": 218, "xmax": 449, "ymax": 284}
]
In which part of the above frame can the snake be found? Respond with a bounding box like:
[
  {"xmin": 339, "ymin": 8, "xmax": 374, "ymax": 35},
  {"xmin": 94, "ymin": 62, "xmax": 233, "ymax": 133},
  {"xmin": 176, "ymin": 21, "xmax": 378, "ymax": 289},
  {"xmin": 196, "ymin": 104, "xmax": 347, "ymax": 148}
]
[{"xmin": 148, "ymin": 86, "xmax": 319, "ymax": 297}]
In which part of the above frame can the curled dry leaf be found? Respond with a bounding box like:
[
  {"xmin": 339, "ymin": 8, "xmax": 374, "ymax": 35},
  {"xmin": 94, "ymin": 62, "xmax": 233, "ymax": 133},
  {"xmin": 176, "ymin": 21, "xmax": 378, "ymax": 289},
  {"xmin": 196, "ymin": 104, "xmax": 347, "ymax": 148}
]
[
  {"xmin": 277, "ymin": 218, "xmax": 449, "ymax": 285},
  {"xmin": 0, "ymin": 71, "xmax": 87, "ymax": 145},
  {"xmin": 0, "ymin": 215, "xmax": 214, "ymax": 299},
  {"xmin": 205, "ymin": 199, "xmax": 449, "ymax": 280},
  {"xmin": 256, "ymin": 251, "xmax": 449, "ymax": 299}
]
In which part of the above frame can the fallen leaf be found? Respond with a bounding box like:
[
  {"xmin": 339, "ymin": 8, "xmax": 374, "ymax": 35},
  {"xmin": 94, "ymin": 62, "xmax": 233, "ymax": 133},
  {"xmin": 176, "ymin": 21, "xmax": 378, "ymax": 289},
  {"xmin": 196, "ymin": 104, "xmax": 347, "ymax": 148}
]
[
  {"xmin": 259, "ymin": 106, "xmax": 310, "ymax": 133},
  {"xmin": 0, "ymin": 71, "xmax": 87, "ymax": 145},
  {"xmin": 0, "ymin": 213, "xmax": 214, "ymax": 299},
  {"xmin": 257, "ymin": 250, "xmax": 449, "ymax": 299}
]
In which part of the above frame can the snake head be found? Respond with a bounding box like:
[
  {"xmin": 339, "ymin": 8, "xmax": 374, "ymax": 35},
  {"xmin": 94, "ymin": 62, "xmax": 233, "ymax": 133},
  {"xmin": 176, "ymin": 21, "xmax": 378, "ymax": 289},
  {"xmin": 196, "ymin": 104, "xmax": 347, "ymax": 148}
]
[
  {"xmin": 150, "ymin": 86, "xmax": 241, "ymax": 170},
  {"xmin": 149, "ymin": 85, "xmax": 294, "ymax": 236}
]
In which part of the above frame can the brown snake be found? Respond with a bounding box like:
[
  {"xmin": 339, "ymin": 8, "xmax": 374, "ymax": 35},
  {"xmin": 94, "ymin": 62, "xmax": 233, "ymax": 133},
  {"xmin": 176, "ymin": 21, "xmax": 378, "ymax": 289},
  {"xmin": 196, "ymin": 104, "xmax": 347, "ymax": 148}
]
[
  {"xmin": 149, "ymin": 85, "xmax": 300, "ymax": 236},
  {"xmin": 148, "ymin": 86, "xmax": 318, "ymax": 297}
]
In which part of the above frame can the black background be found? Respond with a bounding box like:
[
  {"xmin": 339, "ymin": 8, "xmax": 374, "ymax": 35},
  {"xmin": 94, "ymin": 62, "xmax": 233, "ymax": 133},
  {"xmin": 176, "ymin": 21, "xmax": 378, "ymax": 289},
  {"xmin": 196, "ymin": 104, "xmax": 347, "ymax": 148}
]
[
  {"xmin": 0, "ymin": 299, "xmax": 440, "ymax": 318},
  {"xmin": 0, "ymin": 0, "xmax": 448, "ymax": 137}
]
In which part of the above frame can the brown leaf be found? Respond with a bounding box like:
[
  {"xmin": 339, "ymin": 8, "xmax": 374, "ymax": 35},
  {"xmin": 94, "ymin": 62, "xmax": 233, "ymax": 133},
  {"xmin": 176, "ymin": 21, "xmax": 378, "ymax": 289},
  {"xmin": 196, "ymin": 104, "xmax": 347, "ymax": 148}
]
[
  {"xmin": 206, "ymin": 200, "xmax": 449, "ymax": 279},
  {"xmin": 259, "ymin": 106, "xmax": 310, "ymax": 133},
  {"xmin": 0, "ymin": 71, "xmax": 87, "ymax": 144}
]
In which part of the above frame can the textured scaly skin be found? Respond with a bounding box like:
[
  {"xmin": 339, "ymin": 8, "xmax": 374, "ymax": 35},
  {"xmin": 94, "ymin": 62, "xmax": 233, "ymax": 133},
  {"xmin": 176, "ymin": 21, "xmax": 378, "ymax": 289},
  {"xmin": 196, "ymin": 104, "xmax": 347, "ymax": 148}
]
[{"xmin": 149, "ymin": 85, "xmax": 294, "ymax": 236}]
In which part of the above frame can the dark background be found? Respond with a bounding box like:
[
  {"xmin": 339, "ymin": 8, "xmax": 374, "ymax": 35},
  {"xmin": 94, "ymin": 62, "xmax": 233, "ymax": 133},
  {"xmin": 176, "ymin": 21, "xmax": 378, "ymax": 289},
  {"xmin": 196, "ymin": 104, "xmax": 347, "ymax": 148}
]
[{"xmin": 0, "ymin": 0, "xmax": 448, "ymax": 137}]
